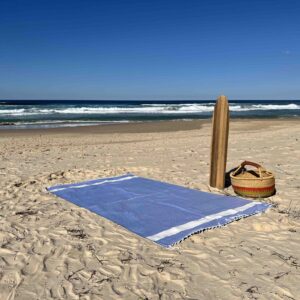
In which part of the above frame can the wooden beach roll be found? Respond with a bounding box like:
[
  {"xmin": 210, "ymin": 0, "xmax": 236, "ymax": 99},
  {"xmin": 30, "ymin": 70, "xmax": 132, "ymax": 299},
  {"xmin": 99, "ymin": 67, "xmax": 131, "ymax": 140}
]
[{"xmin": 209, "ymin": 95, "xmax": 230, "ymax": 189}]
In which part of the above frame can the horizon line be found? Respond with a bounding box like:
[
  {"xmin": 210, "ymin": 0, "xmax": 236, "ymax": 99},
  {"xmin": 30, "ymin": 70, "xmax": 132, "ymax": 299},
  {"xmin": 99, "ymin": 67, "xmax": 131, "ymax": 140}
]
[{"xmin": 1, "ymin": 99, "xmax": 299, "ymax": 102}]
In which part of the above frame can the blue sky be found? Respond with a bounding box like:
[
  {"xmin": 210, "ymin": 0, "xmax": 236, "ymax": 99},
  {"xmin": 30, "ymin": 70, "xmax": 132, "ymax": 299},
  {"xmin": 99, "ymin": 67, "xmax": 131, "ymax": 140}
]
[{"xmin": 0, "ymin": 0, "xmax": 299, "ymax": 100}]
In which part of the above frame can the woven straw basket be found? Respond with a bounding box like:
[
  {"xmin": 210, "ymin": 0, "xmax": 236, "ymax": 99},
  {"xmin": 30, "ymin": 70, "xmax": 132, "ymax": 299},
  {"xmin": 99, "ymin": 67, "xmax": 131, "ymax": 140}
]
[{"xmin": 230, "ymin": 161, "xmax": 275, "ymax": 198}]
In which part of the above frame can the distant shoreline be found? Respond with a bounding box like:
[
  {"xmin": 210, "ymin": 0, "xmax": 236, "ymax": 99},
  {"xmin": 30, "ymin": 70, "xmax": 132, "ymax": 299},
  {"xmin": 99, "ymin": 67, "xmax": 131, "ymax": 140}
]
[{"xmin": 1, "ymin": 115, "xmax": 300, "ymax": 131}]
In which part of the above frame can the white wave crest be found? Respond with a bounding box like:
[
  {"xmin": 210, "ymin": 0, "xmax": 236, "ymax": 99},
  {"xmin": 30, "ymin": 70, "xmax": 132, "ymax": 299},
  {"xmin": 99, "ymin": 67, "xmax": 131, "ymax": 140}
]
[
  {"xmin": 253, "ymin": 104, "xmax": 299, "ymax": 110},
  {"xmin": 230, "ymin": 103, "xmax": 300, "ymax": 111},
  {"xmin": 0, "ymin": 108, "xmax": 26, "ymax": 115},
  {"xmin": 0, "ymin": 105, "xmax": 215, "ymax": 115},
  {"xmin": 0, "ymin": 103, "xmax": 299, "ymax": 116}
]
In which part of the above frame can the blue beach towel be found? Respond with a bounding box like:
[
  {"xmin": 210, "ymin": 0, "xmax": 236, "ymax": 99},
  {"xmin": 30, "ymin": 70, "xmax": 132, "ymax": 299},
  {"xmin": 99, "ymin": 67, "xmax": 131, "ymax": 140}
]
[{"xmin": 48, "ymin": 174, "xmax": 270, "ymax": 247}]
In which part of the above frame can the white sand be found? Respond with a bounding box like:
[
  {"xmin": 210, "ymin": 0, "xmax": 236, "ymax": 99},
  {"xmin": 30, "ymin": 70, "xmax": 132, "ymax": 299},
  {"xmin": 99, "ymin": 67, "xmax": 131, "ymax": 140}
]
[{"xmin": 0, "ymin": 119, "xmax": 299, "ymax": 299}]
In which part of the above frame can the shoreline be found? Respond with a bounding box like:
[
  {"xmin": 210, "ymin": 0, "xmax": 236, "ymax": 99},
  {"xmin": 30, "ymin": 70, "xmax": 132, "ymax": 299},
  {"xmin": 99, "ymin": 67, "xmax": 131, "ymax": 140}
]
[{"xmin": 0, "ymin": 118, "xmax": 299, "ymax": 136}]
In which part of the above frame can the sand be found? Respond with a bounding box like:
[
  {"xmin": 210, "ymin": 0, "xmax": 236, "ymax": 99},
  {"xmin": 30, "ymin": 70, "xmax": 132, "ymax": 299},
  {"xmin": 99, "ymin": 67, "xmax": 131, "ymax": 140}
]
[{"xmin": 0, "ymin": 119, "xmax": 299, "ymax": 300}]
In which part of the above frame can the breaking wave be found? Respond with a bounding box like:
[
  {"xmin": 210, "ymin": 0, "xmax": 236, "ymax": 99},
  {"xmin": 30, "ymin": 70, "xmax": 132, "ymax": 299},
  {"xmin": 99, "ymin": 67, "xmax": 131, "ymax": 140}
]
[{"xmin": 0, "ymin": 103, "xmax": 299, "ymax": 116}]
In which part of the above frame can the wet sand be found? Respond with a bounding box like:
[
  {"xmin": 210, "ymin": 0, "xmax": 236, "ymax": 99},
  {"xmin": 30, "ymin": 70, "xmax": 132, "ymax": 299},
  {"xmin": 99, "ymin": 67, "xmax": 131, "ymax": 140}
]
[{"xmin": 1, "ymin": 118, "xmax": 299, "ymax": 136}]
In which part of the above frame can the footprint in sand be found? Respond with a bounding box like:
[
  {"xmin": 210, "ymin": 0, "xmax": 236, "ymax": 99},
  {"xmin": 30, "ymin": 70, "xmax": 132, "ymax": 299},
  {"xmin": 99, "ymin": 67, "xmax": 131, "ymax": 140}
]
[{"xmin": 252, "ymin": 223, "xmax": 279, "ymax": 232}]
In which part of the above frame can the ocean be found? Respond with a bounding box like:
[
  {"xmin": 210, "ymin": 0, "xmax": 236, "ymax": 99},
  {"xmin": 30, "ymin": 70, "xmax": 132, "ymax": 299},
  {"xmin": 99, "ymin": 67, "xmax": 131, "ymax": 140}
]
[{"xmin": 0, "ymin": 100, "xmax": 299, "ymax": 129}]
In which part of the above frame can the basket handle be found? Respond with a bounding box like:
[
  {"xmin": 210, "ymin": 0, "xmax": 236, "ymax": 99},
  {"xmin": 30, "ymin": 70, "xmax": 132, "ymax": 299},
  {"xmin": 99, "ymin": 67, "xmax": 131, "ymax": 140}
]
[
  {"xmin": 232, "ymin": 161, "xmax": 266, "ymax": 178},
  {"xmin": 240, "ymin": 161, "xmax": 263, "ymax": 169}
]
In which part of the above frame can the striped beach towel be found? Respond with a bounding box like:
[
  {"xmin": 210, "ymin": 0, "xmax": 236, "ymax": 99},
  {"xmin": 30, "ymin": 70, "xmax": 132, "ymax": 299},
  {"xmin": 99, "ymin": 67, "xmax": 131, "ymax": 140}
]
[{"xmin": 48, "ymin": 174, "xmax": 271, "ymax": 247}]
